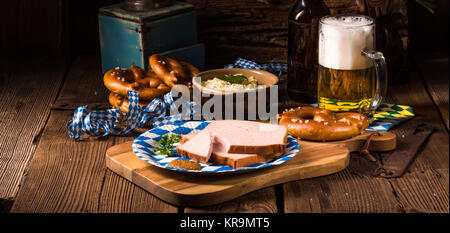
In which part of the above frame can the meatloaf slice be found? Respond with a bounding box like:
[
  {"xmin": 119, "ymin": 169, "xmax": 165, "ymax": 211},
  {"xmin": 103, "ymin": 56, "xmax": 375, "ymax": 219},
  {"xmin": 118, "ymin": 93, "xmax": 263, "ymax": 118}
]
[
  {"xmin": 204, "ymin": 120, "xmax": 287, "ymax": 155},
  {"xmin": 179, "ymin": 122, "xmax": 285, "ymax": 168},
  {"xmin": 176, "ymin": 130, "xmax": 213, "ymax": 163},
  {"xmin": 210, "ymin": 152, "xmax": 282, "ymax": 169}
]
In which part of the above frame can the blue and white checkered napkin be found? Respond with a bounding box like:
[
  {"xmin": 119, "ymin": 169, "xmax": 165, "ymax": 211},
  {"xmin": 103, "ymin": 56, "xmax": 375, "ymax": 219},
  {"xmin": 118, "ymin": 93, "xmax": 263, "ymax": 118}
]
[
  {"xmin": 66, "ymin": 58, "xmax": 287, "ymax": 140},
  {"xmin": 66, "ymin": 90, "xmax": 195, "ymax": 140},
  {"xmin": 67, "ymin": 58, "xmax": 412, "ymax": 139},
  {"xmin": 225, "ymin": 57, "xmax": 288, "ymax": 78},
  {"xmin": 365, "ymin": 103, "xmax": 415, "ymax": 131}
]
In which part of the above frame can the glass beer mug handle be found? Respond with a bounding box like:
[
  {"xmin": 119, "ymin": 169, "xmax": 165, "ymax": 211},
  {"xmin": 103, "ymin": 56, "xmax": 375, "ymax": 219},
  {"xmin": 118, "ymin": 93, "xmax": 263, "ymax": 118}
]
[{"xmin": 361, "ymin": 49, "xmax": 388, "ymax": 114}]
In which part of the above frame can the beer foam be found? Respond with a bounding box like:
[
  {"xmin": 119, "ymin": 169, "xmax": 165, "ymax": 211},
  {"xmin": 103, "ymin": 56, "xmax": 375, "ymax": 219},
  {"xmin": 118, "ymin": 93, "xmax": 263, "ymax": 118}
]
[
  {"xmin": 319, "ymin": 15, "xmax": 375, "ymax": 70},
  {"xmin": 321, "ymin": 15, "xmax": 374, "ymax": 28}
]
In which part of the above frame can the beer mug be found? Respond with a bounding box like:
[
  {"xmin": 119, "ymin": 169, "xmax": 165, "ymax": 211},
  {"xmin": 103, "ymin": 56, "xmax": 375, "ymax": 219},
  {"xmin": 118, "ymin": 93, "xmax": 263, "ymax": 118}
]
[{"xmin": 317, "ymin": 14, "xmax": 388, "ymax": 115}]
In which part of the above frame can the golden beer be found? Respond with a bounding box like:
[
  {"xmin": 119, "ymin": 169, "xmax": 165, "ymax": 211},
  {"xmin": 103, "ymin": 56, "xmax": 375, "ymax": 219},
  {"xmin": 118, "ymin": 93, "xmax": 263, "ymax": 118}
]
[
  {"xmin": 318, "ymin": 65, "xmax": 375, "ymax": 113},
  {"xmin": 318, "ymin": 15, "xmax": 388, "ymax": 115}
]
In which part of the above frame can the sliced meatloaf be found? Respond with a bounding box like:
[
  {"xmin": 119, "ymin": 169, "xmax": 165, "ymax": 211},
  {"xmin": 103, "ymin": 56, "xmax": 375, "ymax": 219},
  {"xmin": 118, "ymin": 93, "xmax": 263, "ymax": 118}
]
[
  {"xmin": 178, "ymin": 120, "xmax": 287, "ymax": 168},
  {"xmin": 204, "ymin": 120, "xmax": 287, "ymax": 155},
  {"xmin": 176, "ymin": 130, "xmax": 213, "ymax": 163}
]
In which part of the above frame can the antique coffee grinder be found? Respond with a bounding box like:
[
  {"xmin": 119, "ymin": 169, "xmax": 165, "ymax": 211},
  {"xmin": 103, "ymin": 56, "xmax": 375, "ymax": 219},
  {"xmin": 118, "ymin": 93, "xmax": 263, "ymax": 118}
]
[{"xmin": 98, "ymin": 0, "xmax": 205, "ymax": 73}]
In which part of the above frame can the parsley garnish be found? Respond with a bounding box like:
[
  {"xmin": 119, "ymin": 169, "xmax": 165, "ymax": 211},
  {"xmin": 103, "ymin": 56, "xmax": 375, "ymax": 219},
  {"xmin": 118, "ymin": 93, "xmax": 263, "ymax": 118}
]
[
  {"xmin": 217, "ymin": 74, "xmax": 248, "ymax": 84},
  {"xmin": 154, "ymin": 134, "xmax": 182, "ymax": 156}
]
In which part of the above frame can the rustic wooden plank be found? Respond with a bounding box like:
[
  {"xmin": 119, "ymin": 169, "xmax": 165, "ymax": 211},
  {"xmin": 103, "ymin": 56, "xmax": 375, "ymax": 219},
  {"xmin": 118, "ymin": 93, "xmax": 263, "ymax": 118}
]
[
  {"xmin": 9, "ymin": 110, "xmax": 115, "ymax": 213},
  {"xmin": 0, "ymin": 55, "xmax": 69, "ymax": 212},
  {"xmin": 388, "ymin": 169, "xmax": 448, "ymax": 213},
  {"xmin": 281, "ymin": 64, "xmax": 449, "ymax": 213},
  {"xmin": 385, "ymin": 68, "xmax": 449, "ymax": 172},
  {"xmin": 98, "ymin": 136, "xmax": 178, "ymax": 213},
  {"xmin": 283, "ymin": 170, "xmax": 402, "ymax": 213},
  {"xmin": 184, "ymin": 187, "xmax": 278, "ymax": 213},
  {"xmin": 187, "ymin": 0, "xmax": 407, "ymax": 68},
  {"xmin": 10, "ymin": 55, "xmax": 176, "ymax": 213},
  {"xmin": 9, "ymin": 116, "xmax": 175, "ymax": 213},
  {"xmin": 54, "ymin": 55, "xmax": 109, "ymax": 106},
  {"xmin": 381, "ymin": 65, "xmax": 449, "ymax": 213},
  {"xmin": 98, "ymin": 170, "xmax": 178, "ymax": 213},
  {"xmin": 413, "ymin": 52, "xmax": 449, "ymax": 130},
  {"xmin": 188, "ymin": 0, "xmax": 294, "ymax": 68}
]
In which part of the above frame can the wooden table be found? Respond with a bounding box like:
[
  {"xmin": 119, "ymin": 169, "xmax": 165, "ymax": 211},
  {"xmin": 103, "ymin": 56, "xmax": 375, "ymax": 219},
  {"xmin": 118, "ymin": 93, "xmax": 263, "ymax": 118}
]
[{"xmin": 0, "ymin": 52, "xmax": 448, "ymax": 213}]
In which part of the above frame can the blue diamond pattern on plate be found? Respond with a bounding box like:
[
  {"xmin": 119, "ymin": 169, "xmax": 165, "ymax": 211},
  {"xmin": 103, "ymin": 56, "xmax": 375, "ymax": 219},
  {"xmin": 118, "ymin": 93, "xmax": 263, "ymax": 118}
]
[{"xmin": 132, "ymin": 121, "xmax": 300, "ymax": 174}]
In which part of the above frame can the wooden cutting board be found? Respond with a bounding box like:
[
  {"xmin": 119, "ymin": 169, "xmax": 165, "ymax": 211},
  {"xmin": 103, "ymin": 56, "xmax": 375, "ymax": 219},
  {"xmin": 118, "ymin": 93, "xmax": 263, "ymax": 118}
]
[{"xmin": 105, "ymin": 131, "xmax": 396, "ymax": 207}]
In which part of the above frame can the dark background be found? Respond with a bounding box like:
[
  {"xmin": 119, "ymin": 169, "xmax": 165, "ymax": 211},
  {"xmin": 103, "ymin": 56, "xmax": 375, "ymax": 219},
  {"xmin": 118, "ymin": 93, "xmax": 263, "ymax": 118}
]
[{"xmin": 0, "ymin": 0, "xmax": 448, "ymax": 66}]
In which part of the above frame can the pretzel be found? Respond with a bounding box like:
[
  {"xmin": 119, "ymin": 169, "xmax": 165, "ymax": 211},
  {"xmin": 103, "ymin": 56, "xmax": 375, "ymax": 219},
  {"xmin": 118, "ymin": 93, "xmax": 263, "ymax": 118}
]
[
  {"xmin": 149, "ymin": 54, "xmax": 200, "ymax": 88},
  {"xmin": 104, "ymin": 65, "xmax": 170, "ymax": 101},
  {"xmin": 108, "ymin": 92, "xmax": 150, "ymax": 113},
  {"xmin": 278, "ymin": 106, "xmax": 369, "ymax": 141}
]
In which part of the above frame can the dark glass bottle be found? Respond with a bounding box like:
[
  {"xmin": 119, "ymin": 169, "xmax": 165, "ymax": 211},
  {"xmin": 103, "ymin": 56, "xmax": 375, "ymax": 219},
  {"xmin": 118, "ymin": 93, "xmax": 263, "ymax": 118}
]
[{"xmin": 287, "ymin": 0, "xmax": 329, "ymax": 103}]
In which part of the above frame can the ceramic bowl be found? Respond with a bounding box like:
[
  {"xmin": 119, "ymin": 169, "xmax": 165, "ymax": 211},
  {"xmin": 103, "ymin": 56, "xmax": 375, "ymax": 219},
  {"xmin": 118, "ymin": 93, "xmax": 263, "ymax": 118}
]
[
  {"xmin": 192, "ymin": 68, "xmax": 279, "ymax": 95},
  {"xmin": 191, "ymin": 68, "xmax": 279, "ymax": 120}
]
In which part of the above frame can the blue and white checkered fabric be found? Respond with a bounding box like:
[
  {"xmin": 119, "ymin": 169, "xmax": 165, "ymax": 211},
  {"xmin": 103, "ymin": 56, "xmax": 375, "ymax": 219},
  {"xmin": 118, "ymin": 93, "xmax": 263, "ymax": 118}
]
[
  {"xmin": 67, "ymin": 58, "xmax": 409, "ymax": 140},
  {"xmin": 66, "ymin": 90, "xmax": 196, "ymax": 140},
  {"xmin": 132, "ymin": 121, "xmax": 299, "ymax": 174},
  {"xmin": 306, "ymin": 103, "xmax": 414, "ymax": 132},
  {"xmin": 225, "ymin": 58, "xmax": 288, "ymax": 77}
]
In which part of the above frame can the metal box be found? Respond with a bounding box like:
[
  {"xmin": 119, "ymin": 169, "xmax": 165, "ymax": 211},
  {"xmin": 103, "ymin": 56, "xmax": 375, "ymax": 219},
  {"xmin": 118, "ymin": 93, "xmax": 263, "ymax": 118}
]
[{"xmin": 99, "ymin": 1, "xmax": 204, "ymax": 73}]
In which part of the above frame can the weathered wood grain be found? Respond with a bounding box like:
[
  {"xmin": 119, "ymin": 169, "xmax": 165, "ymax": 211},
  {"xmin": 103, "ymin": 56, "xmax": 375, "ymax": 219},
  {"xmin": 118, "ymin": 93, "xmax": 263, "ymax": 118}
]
[
  {"xmin": 385, "ymin": 68, "xmax": 449, "ymax": 173},
  {"xmin": 187, "ymin": 0, "xmax": 407, "ymax": 68},
  {"xmin": 99, "ymin": 170, "xmax": 178, "ymax": 213},
  {"xmin": 381, "ymin": 66, "xmax": 449, "ymax": 213},
  {"xmin": 187, "ymin": 0, "xmax": 294, "ymax": 68},
  {"xmin": 98, "ymin": 135, "xmax": 178, "ymax": 213},
  {"xmin": 53, "ymin": 56, "xmax": 109, "ymax": 106},
  {"xmin": 9, "ymin": 110, "xmax": 114, "ymax": 213},
  {"xmin": 388, "ymin": 169, "xmax": 449, "ymax": 213},
  {"xmin": 10, "ymin": 55, "xmax": 177, "ymax": 213},
  {"xmin": 0, "ymin": 56, "xmax": 69, "ymax": 212},
  {"xmin": 283, "ymin": 170, "xmax": 402, "ymax": 213},
  {"xmin": 184, "ymin": 187, "xmax": 278, "ymax": 213},
  {"xmin": 413, "ymin": 52, "xmax": 449, "ymax": 131}
]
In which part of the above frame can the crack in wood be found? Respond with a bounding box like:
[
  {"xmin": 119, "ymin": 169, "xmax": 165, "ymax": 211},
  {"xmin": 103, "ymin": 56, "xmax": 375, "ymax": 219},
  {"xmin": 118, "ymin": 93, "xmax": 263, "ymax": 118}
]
[
  {"xmin": 97, "ymin": 169, "xmax": 108, "ymax": 212},
  {"xmin": 51, "ymin": 56, "xmax": 75, "ymax": 106},
  {"xmin": 18, "ymin": 172, "xmax": 27, "ymax": 187},
  {"xmin": 387, "ymin": 180, "xmax": 406, "ymax": 213},
  {"xmin": 32, "ymin": 114, "xmax": 50, "ymax": 145}
]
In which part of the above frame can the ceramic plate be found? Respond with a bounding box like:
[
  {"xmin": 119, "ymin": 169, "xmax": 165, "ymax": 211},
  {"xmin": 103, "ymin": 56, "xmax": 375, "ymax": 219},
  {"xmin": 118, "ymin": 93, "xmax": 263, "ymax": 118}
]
[{"xmin": 132, "ymin": 121, "xmax": 299, "ymax": 174}]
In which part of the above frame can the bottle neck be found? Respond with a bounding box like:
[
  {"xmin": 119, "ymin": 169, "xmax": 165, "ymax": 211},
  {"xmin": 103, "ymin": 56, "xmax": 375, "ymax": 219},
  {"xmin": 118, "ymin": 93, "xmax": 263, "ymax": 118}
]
[
  {"xmin": 289, "ymin": 0, "xmax": 304, "ymax": 20},
  {"xmin": 290, "ymin": 0, "xmax": 328, "ymax": 21}
]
